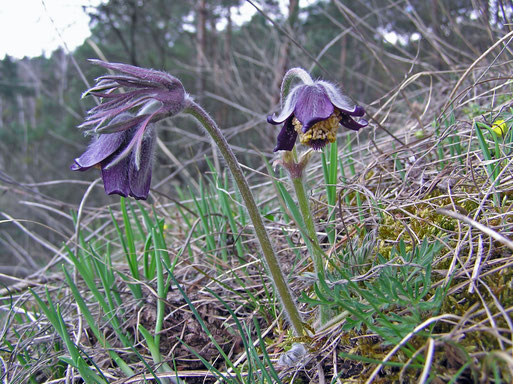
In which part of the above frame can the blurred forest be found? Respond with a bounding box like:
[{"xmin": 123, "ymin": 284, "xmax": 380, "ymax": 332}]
[{"xmin": 0, "ymin": 0, "xmax": 510, "ymax": 273}]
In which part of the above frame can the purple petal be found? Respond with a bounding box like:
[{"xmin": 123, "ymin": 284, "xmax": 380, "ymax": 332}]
[
  {"xmin": 315, "ymin": 81, "xmax": 360, "ymax": 115},
  {"xmin": 101, "ymin": 155, "xmax": 131, "ymax": 197},
  {"xmin": 89, "ymin": 60, "xmax": 157, "ymax": 79},
  {"xmin": 70, "ymin": 160, "xmax": 83, "ymax": 171},
  {"xmin": 349, "ymin": 105, "xmax": 366, "ymax": 117},
  {"xmin": 82, "ymin": 60, "xmax": 186, "ymax": 134},
  {"xmin": 72, "ymin": 113, "xmax": 135, "ymax": 172},
  {"xmin": 89, "ymin": 59, "xmax": 183, "ymax": 90},
  {"xmin": 81, "ymin": 99, "xmax": 153, "ymax": 134},
  {"xmin": 340, "ymin": 114, "xmax": 368, "ymax": 131},
  {"xmin": 71, "ymin": 130, "xmax": 127, "ymax": 170},
  {"xmin": 106, "ymin": 111, "xmax": 156, "ymax": 170},
  {"xmin": 85, "ymin": 96, "xmax": 152, "ymax": 121},
  {"xmin": 273, "ymin": 118, "xmax": 297, "ymax": 152},
  {"xmin": 88, "ymin": 90, "xmax": 150, "ymax": 111},
  {"xmin": 268, "ymin": 84, "xmax": 306, "ymax": 124},
  {"xmin": 294, "ymin": 85, "xmax": 334, "ymax": 132},
  {"xmin": 95, "ymin": 75, "xmax": 164, "ymax": 89},
  {"xmin": 95, "ymin": 115, "xmax": 148, "ymax": 134},
  {"xmin": 128, "ymin": 126, "xmax": 156, "ymax": 199}
]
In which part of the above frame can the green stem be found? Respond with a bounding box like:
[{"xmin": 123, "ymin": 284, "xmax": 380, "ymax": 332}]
[
  {"xmin": 184, "ymin": 100, "xmax": 305, "ymax": 336},
  {"xmin": 289, "ymin": 150, "xmax": 330, "ymax": 325},
  {"xmin": 291, "ymin": 176, "xmax": 325, "ymax": 280}
]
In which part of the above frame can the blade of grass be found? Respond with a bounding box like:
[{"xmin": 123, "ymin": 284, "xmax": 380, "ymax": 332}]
[
  {"xmin": 475, "ymin": 121, "xmax": 501, "ymax": 206},
  {"xmin": 168, "ymin": 272, "xmax": 244, "ymax": 382},
  {"xmin": 30, "ymin": 289, "xmax": 109, "ymax": 383},
  {"xmin": 62, "ymin": 267, "xmax": 135, "ymax": 377},
  {"xmin": 321, "ymin": 141, "xmax": 339, "ymax": 243},
  {"xmin": 120, "ymin": 197, "xmax": 143, "ymax": 300},
  {"xmin": 65, "ymin": 246, "xmax": 133, "ymax": 349}
]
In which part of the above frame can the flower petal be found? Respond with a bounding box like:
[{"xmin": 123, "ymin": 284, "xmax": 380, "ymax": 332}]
[
  {"xmin": 94, "ymin": 114, "xmax": 147, "ymax": 134},
  {"xmin": 349, "ymin": 105, "xmax": 366, "ymax": 117},
  {"xmin": 316, "ymin": 81, "xmax": 362, "ymax": 115},
  {"xmin": 80, "ymin": 98, "xmax": 153, "ymax": 132},
  {"xmin": 82, "ymin": 61, "xmax": 186, "ymax": 133},
  {"xmin": 340, "ymin": 114, "xmax": 368, "ymax": 131},
  {"xmin": 101, "ymin": 155, "xmax": 131, "ymax": 197},
  {"xmin": 71, "ymin": 125, "xmax": 129, "ymax": 171},
  {"xmin": 268, "ymin": 84, "xmax": 306, "ymax": 125},
  {"xmin": 273, "ymin": 118, "xmax": 298, "ymax": 152},
  {"xmin": 106, "ymin": 111, "xmax": 157, "ymax": 170},
  {"xmin": 89, "ymin": 59, "xmax": 184, "ymax": 92},
  {"xmin": 294, "ymin": 85, "xmax": 334, "ymax": 132},
  {"xmin": 128, "ymin": 126, "xmax": 156, "ymax": 200}
]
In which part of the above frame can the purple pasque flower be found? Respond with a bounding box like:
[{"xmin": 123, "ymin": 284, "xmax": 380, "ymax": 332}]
[
  {"xmin": 79, "ymin": 59, "xmax": 186, "ymax": 169},
  {"xmin": 268, "ymin": 80, "xmax": 368, "ymax": 151},
  {"xmin": 71, "ymin": 113, "xmax": 156, "ymax": 200},
  {"xmin": 73, "ymin": 60, "xmax": 188, "ymax": 199}
]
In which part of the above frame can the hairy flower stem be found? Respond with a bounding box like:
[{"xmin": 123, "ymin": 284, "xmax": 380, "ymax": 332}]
[
  {"xmin": 184, "ymin": 100, "xmax": 305, "ymax": 336},
  {"xmin": 289, "ymin": 149, "xmax": 330, "ymax": 325}
]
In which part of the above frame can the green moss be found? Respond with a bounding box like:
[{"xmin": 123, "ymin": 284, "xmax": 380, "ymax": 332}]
[{"xmin": 375, "ymin": 193, "xmax": 485, "ymax": 259}]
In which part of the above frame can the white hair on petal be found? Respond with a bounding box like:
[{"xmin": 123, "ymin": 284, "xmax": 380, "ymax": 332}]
[
  {"xmin": 283, "ymin": 68, "xmax": 314, "ymax": 86},
  {"xmin": 316, "ymin": 80, "xmax": 357, "ymax": 113},
  {"xmin": 269, "ymin": 84, "xmax": 306, "ymax": 124}
]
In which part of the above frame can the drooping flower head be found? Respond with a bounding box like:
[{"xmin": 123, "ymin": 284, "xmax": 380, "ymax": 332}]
[
  {"xmin": 268, "ymin": 69, "xmax": 368, "ymax": 151},
  {"xmin": 71, "ymin": 113, "xmax": 156, "ymax": 199},
  {"xmin": 72, "ymin": 60, "xmax": 187, "ymax": 199}
]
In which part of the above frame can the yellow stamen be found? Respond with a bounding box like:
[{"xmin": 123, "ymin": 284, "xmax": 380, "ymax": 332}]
[{"xmin": 292, "ymin": 110, "xmax": 340, "ymax": 148}]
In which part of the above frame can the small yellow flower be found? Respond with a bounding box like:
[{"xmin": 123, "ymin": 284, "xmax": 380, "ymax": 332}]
[{"xmin": 491, "ymin": 119, "xmax": 508, "ymax": 137}]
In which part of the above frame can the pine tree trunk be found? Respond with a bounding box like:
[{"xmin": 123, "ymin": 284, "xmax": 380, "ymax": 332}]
[
  {"xmin": 225, "ymin": 6, "xmax": 232, "ymax": 62},
  {"xmin": 196, "ymin": 0, "xmax": 207, "ymax": 97}
]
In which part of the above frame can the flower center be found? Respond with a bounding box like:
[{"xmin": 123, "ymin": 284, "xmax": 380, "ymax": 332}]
[{"xmin": 292, "ymin": 110, "xmax": 341, "ymax": 149}]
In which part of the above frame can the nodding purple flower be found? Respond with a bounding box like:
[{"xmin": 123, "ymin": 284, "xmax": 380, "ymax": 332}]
[
  {"xmin": 268, "ymin": 79, "xmax": 368, "ymax": 151},
  {"xmin": 71, "ymin": 113, "xmax": 156, "ymax": 199},
  {"xmin": 72, "ymin": 60, "xmax": 187, "ymax": 199}
]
